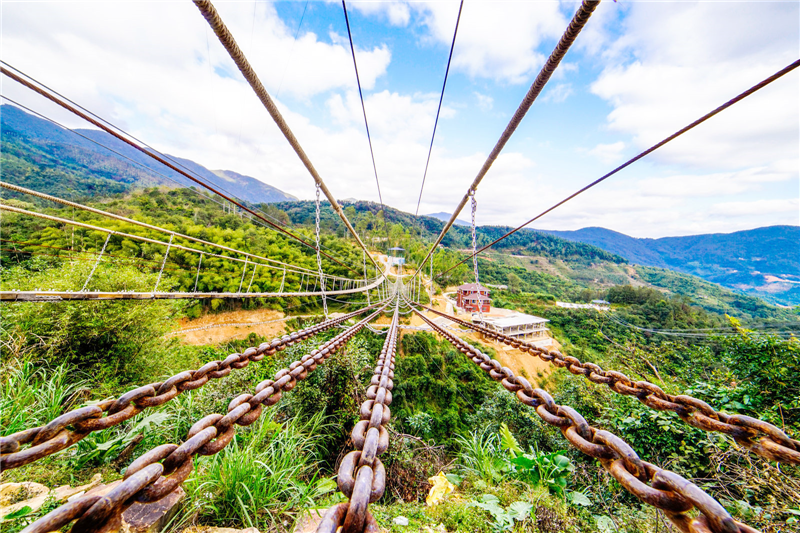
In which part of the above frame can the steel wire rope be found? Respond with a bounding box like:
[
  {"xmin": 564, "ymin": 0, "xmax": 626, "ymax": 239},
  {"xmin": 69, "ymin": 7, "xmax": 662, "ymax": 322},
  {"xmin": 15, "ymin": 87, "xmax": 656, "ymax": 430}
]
[
  {"xmin": 0, "ymin": 62, "xmax": 308, "ymax": 246},
  {"xmin": 437, "ymin": 57, "xmax": 800, "ymax": 278},
  {"xmin": 192, "ymin": 0, "xmax": 381, "ymax": 273},
  {"xmin": 342, "ymin": 0, "xmax": 384, "ymax": 208},
  {"xmin": 0, "ymin": 67, "xmax": 361, "ymax": 276},
  {"xmin": 605, "ymin": 314, "xmax": 798, "ymax": 339},
  {"xmin": 0, "ymin": 180, "xmax": 346, "ymax": 280},
  {"xmin": 411, "ymin": 0, "xmax": 601, "ymax": 282},
  {"xmin": 415, "ymin": 0, "xmax": 464, "ymax": 216},
  {"xmin": 0, "ymin": 205, "xmax": 386, "ymax": 301}
]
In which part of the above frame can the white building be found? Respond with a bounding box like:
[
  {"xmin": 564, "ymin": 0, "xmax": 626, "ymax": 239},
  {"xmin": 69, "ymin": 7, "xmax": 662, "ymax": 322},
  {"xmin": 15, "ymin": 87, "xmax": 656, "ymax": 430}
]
[
  {"xmin": 556, "ymin": 301, "xmax": 609, "ymax": 311},
  {"xmin": 474, "ymin": 312, "xmax": 550, "ymax": 343}
]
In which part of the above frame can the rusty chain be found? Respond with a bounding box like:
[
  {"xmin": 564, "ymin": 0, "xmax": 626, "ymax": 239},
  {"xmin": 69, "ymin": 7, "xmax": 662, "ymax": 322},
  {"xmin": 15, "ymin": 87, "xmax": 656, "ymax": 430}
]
[
  {"xmin": 410, "ymin": 304, "xmax": 760, "ymax": 533},
  {"xmin": 1, "ymin": 304, "xmax": 384, "ymax": 471},
  {"xmin": 318, "ymin": 302, "xmax": 399, "ymax": 533},
  {"xmin": 420, "ymin": 304, "xmax": 800, "ymax": 465},
  {"xmin": 20, "ymin": 304, "xmax": 389, "ymax": 533}
]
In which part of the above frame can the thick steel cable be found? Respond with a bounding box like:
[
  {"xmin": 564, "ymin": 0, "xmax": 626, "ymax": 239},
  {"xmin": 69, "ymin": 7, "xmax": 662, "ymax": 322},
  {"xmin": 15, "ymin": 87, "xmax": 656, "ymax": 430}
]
[
  {"xmin": 319, "ymin": 301, "xmax": 399, "ymax": 533},
  {"xmin": 192, "ymin": 0, "xmax": 380, "ymax": 272},
  {"xmin": 0, "ymin": 67, "xmax": 360, "ymax": 276},
  {"xmin": 409, "ymin": 304, "xmax": 759, "ymax": 533},
  {"xmin": 437, "ymin": 57, "xmax": 800, "ymax": 278},
  {"xmin": 0, "ymin": 181, "xmax": 331, "ymax": 280},
  {"xmin": 414, "ymin": 0, "xmax": 464, "ymax": 217},
  {"xmin": 342, "ymin": 0, "xmax": 383, "ymax": 208},
  {"xmin": 17, "ymin": 305, "xmax": 389, "ymax": 533},
  {"xmin": 420, "ymin": 303, "xmax": 800, "ymax": 464},
  {"xmin": 0, "ymin": 304, "xmax": 380, "ymax": 470},
  {"xmin": 0, "ymin": 63, "xmax": 297, "ymax": 239},
  {"xmin": 412, "ymin": 0, "xmax": 601, "ymax": 281}
]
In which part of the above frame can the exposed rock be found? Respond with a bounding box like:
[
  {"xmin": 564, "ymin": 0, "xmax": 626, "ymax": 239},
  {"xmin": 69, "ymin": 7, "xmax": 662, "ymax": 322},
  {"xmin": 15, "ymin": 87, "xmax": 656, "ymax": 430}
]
[
  {"xmin": 292, "ymin": 509, "xmax": 328, "ymax": 533},
  {"xmin": 0, "ymin": 473, "xmax": 103, "ymax": 516},
  {"xmin": 393, "ymin": 515, "xmax": 410, "ymax": 526},
  {"xmin": 83, "ymin": 481, "xmax": 186, "ymax": 533}
]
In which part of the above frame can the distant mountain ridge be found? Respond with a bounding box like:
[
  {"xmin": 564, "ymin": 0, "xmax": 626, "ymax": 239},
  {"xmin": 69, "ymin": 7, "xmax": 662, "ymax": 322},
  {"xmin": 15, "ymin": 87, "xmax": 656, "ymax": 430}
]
[
  {"xmin": 536, "ymin": 226, "xmax": 800, "ymax": 306},
  {"xmin": 0, "ymin": 104, "xmax": 296, "ymax": 204},
  {"xmin": 426, "ymin": 212, "xmax": 470, "ymax": 226}
]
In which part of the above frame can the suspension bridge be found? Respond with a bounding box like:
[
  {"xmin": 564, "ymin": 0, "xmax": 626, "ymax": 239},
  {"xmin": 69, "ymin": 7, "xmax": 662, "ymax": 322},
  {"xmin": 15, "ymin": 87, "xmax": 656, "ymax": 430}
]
[{"xmin": 1, "ymin": 1, "xmax": 798, "ymax": 532}]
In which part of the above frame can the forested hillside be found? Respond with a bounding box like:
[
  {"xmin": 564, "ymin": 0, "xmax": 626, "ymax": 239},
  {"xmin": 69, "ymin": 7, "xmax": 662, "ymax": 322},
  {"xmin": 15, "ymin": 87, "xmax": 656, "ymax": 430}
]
[
  {"xmin": 2, "ymin": 185, "xmax": 799, "ymax": 532},
  {"xmin": 540, "ymin": 225, "xmax": 800, "ymax": 306}
]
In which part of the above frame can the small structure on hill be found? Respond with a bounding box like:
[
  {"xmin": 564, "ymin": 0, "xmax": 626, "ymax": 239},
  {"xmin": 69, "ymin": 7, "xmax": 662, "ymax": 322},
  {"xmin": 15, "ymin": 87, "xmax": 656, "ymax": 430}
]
[
  {"xmin": 474, "ymin": 312, "xmax": 550, "ymax": 343},
  {"xmin": 457, "ymin": 282, "xmax": 491, "ymax": 313}
]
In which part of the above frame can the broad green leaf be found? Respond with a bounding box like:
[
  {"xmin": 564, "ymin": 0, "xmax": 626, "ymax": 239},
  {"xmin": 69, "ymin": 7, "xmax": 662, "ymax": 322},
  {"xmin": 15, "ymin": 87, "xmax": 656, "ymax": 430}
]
[
  {"xmin": 568, "ymin": 491, "xmax": 592, "ymax": 507},
  {"xmin": 3, "ymin": 506, "xmax": 33, "ymax": 521}
]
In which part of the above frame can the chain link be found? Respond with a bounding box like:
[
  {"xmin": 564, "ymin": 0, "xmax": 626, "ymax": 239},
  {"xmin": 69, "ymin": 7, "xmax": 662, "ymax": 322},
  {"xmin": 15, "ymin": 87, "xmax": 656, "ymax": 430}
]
[
  {"xmin": 409, "ymin": 303, "xmax": 759, "ymax": 533},
  {"xmin": 0, "ymin": 306, "xmax": 380, "ymax": 470},
  {"xmin": 318, "ymin": 302, "xmax": 399, "ymax": 533},
  {"xmin": 315, "ymin": 183, "xmax": 329, "ymax": 318},
  {"xmin": 420, "ymin": 304, "xmax": 800, "ymax": 465},
  {"xmin": 20, "ymin": 304, "xmax": 389, "ymax": 533}
]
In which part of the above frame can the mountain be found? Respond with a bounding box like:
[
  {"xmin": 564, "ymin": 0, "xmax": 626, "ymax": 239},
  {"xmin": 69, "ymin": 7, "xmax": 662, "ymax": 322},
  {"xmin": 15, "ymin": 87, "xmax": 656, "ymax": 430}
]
[
  {"xmin": 0, "ymin": 104, "xmax": 296, "ymax": 205},
  {"xmin": 536, "ymin": 226, "xmax": 800, "ymax": 306},
  {"xmin": 426, "ymin": 212, "xmax": 470, "ymax": 226}
]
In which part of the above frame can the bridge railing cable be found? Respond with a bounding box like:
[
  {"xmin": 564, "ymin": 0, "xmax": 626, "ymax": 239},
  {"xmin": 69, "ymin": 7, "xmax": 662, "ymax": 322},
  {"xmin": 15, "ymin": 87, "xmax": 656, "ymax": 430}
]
[
  {"xmin": 0, "ymin": 181, "xmax": 340, "ymax": 280},
  {"xmin": 419, "ymin": 303, "xmax": 800, "ymax": 465},
  {"xmin": 409, "ymin": 302, "xmax": 760, "ymax": 533},
  {"xmin": 192, "ymin": 0, "xmax": 381, "ymax": 273},
  {"xmin": 436, "ymin": 57, "xmax": 800, "ymax": 278},
  {"xmin": 412, "ymin": 0, "xmax": 600, "ymax": 281}
]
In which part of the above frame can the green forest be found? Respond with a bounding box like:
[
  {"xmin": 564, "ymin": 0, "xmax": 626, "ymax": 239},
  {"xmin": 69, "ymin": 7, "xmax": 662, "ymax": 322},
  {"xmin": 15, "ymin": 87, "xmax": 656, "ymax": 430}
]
[{"xmin": 1, "ymin": 187, "xmax": 799, "ymax": 533}]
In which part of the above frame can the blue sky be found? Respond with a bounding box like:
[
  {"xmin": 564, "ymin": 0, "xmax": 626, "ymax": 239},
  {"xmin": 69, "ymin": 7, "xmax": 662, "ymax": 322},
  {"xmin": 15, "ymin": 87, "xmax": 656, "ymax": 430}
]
[{"xmin": 2, "ymin": 1, "xmax": 798, "ymax": 237}]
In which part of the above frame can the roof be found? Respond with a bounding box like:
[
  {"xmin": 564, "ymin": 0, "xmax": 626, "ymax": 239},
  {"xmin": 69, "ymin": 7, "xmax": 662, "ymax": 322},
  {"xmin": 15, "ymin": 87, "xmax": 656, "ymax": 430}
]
[
  {"xmin": 479, "ymin": 312, "xmax": 548, "ymax": 328},
  {"xmin": 388, "ymin": 247, "xmax": 405, "ymax": 251},
  {"xmin": 457, "ymin": 283, "xmax": 489, "ymax": 292}
]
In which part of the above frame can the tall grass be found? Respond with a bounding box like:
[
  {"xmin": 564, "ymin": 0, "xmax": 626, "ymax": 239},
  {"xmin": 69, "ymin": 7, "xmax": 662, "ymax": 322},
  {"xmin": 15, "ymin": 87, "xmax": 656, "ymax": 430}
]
[
  {"xmin": 178, "ymin": 408, "xmax": 335, "ymax": 530},
  {"xmin": 455, "ymin": 427, "xmax": 508, "ymax": 484},
  {"xmin": 0, "ymin": 360, "xmax": 89, "ymax": 436}
]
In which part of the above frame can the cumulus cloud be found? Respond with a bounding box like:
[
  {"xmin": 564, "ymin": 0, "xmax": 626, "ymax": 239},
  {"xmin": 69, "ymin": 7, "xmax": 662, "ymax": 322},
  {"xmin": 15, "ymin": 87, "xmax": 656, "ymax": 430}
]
[
  {"xmin": 541, "ymin": 83, "xmax": 573, "ymax": 103},
  {"xmin": 587, "ymin": 141, "xmax": 625, "ymax": 164},
  {"xmin": 412, "ymin": 1, "xmax": 568, "ymax": 83},
  {"xmin": 590, "ymin": 2, "xmax": 799, "ymax": 171}
]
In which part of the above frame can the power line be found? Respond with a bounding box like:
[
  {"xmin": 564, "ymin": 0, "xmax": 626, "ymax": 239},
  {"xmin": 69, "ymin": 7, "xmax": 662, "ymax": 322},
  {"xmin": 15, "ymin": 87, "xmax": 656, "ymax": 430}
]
[
  {"xmin": 0, "ymin": 65, "xmax": 362, "ymax": 276},
  {"xmin": 412, "ymin": 0, "xmax": 601, "ymax": 281},
  {"xmin": 415, "ymin": 0, "xmax": 464, "ymax": 217},
  {"xmin": 436, "ymin": 57, "xmax": 800, "ymax": 278},
  {"xmin": 342, "ymin": 0, "xmax": 384, "ymax": 208},
  {"xmin": 192, "ymin": 0, "xmax": 381, "ymax": 272}
]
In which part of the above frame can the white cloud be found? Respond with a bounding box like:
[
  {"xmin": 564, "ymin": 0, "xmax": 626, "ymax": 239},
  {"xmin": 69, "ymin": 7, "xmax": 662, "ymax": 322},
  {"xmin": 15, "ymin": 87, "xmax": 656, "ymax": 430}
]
[
  {"xmin": 474, "ymin": 92, "xmax": 493, "ymax": 112},
  {"xmin": 709, "ymin": 199, "xmax": 799, "ymax": 217},
  {"xmin": 412, "ymin": 1, "xmax": 568, "ymax": 83},
  {"xmin": 590, "ymin": 2, "xmax": 799, "ymax": 171},
  {"xmin": 587, "ymin": 141, "xmax": 625, "ymax": 164},
  {"xmin": 542, "ymin": 83, "xmax": 573, "ymax": 103},
  {"xmin": 350, "ymin": 1, "xmax": 411, "ymax": 27}
]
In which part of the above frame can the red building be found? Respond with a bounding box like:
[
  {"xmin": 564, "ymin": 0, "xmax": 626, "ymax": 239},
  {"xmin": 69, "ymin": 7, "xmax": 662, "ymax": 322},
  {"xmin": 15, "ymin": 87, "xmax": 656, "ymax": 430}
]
[{"xmin": 456, "ymin": 283, "xmax": 491, "ymax": 313}]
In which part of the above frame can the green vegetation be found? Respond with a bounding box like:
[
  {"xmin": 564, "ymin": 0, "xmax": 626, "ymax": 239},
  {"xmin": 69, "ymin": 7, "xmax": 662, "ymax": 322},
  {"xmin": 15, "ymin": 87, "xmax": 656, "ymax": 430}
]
[{"xmin": 2, "ymin": 169, "xmax": 799, "ymax": 532}]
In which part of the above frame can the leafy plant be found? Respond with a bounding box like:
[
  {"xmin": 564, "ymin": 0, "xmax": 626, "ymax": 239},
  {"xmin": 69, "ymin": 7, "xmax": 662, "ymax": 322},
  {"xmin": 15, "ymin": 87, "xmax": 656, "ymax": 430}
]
[
  {"xmin": 499, "ymin": 423, "xmax": 573, "ymax": 495},
  {"xmin": 469, "ymin": 494, "xmax": 532, "ymax": 532},
  {"xmin": 72, "ymin": 412, "xmax": 170, "ymax": 468}
]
